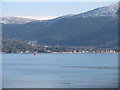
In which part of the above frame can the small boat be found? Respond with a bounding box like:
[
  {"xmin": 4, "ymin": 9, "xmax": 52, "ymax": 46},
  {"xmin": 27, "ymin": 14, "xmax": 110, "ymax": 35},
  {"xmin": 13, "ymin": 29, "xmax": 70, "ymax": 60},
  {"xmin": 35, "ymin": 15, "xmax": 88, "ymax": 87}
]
[{"xmin": 34, "ymin": 51, "xmax": 37, "ymax": 55}]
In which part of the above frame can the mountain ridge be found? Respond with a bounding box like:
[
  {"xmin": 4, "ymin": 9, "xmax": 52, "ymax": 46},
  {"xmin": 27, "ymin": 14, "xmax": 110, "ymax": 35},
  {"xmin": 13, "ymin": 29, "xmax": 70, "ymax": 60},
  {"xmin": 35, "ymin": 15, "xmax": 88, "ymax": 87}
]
[
  {"xmin": 1, "ymin": 3, "xmax": 118, "ymax": 24},
  {"xmin": 2, "ymin": 3, "xmax": 118, "ymax": 47}
]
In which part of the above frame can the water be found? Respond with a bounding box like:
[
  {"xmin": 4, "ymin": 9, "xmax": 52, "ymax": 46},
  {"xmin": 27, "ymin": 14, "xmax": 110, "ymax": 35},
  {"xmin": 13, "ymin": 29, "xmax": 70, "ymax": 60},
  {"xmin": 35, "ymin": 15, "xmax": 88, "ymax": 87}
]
[
  {"xmin": 0, "ymin": 54, "xmax": 2, "ymax": 89},
  {"xmin": 2, "ymin": 53, "xmax": 118, "ymax": 88}
]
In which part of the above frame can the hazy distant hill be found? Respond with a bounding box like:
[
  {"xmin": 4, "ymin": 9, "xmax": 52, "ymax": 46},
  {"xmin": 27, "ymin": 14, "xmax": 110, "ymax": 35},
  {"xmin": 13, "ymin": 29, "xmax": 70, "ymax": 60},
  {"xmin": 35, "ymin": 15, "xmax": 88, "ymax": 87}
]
[{"xmin": 2, "ymin": 4, "xmax": 118, "ymax": 47}]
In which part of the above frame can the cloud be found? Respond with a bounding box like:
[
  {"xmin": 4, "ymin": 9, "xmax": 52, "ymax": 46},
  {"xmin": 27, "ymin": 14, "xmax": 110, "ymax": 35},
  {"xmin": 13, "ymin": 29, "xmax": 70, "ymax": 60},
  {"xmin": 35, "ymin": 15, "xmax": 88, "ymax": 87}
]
[{"xmin": 27, "ymin": 16, "xmax": 59, "ymax": 20}]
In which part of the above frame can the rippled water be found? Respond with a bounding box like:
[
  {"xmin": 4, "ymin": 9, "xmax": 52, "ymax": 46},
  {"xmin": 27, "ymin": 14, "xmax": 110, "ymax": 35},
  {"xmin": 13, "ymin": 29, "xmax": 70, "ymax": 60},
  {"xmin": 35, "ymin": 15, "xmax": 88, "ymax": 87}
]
[
  {"xmin": 0, "ymin": 54, "xmax": 2, "ymax": 89},
  {"xmin": 2, "ymin": 53, "xmax": 118, "ymax": 88}
]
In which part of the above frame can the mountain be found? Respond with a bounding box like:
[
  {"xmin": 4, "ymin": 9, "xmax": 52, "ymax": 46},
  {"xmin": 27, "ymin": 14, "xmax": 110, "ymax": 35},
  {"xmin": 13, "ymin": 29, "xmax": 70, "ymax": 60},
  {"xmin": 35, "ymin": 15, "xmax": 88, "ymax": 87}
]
[
  {"xmin": 0, "ymin": 17, "xmax": 38, "ymax": 24},
  {"xmin": 74, "ymin": 4, "xmax": 118, "ymax": 17},
  {"xmin": 2, "ymin": 4, "xmax": 118, "ymax": 47},
  {"xmin": 1, "ymin": 4, "xmax": 118, "ymax": 24},
  {"xmin": 46, "ymin": 4, "xmax": 118, "ymax": 20}
]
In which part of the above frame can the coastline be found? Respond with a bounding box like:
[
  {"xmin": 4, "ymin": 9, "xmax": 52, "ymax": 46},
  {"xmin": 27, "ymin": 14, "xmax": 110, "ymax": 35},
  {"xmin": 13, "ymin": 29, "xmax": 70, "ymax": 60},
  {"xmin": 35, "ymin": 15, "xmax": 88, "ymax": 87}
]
[{"xmin": 1, "ymin": 52, "xmax": 118, "ymax": 54}]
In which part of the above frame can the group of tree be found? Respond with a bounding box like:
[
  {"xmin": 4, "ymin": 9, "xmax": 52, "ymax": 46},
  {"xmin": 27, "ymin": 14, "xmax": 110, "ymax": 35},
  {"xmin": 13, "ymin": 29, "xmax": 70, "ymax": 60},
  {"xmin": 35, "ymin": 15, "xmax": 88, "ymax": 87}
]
[{"xmin": 2, "ymin": 38, "xmax": 118, "ymax": 53}]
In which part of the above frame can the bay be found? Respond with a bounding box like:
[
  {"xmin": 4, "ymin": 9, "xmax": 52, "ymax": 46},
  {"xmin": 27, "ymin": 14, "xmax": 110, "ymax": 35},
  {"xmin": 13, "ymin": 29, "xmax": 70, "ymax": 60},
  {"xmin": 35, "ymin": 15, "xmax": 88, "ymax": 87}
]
[{"xmin": 2, "ymin": 53, "xmax": 118, "ymax": 88}]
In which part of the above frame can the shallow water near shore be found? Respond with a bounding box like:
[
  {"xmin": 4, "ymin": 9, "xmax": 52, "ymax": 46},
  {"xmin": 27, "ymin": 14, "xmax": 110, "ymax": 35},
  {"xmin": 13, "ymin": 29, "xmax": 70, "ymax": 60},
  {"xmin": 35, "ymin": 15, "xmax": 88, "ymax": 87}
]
[{"xmin": 2, "ymin": 53, "xmax": 118, "ymax": 88}]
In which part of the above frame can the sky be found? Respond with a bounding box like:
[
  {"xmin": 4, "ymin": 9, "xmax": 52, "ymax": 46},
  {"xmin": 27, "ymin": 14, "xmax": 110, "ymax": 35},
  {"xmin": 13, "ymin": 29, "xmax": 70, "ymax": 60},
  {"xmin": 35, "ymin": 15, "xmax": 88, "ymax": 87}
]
[{"xmin": 1, "ymin": 1, "xmax": 119, "ymax": 20}]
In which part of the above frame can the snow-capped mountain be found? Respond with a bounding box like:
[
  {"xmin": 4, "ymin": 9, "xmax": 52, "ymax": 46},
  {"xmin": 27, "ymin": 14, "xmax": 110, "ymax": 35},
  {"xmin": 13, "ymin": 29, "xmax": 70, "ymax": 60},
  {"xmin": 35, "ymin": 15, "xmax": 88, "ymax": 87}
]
[
  {"xmin": 1, "ymin": 3, "xmax": 118, "ymax": 25},
  {"xmin": 0, "ymin": 17, "xmax": 38, "ymax": 24},
  {"xmin": 2, "ymin": 3, "xmax": 118, "ymax": 47},
  {"xmin": 48, "ymin": 3, "xmax": 118, "ymax": 22},
  {"xmin": 74, "ymin": 4, "xmax": 118, "ymax": 17}
]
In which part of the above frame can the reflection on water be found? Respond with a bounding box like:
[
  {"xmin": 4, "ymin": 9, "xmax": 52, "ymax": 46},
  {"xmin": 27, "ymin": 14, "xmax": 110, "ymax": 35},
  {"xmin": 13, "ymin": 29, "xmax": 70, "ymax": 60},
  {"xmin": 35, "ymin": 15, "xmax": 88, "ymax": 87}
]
[{"xmin": 2, "ymin": 53, "xmax": 118, "ymax": 88}]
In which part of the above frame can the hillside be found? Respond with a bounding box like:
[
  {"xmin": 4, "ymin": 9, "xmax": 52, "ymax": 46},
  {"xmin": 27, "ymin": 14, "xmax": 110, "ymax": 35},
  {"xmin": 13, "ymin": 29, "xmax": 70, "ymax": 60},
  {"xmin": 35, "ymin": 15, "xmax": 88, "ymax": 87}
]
[
  {"xmin": 2, "ymin": 38, "xmax": 38, "ymax": 53},
  {"xmin": 2, "ymin": 4, "xmax": 118, "ymax": 47}
]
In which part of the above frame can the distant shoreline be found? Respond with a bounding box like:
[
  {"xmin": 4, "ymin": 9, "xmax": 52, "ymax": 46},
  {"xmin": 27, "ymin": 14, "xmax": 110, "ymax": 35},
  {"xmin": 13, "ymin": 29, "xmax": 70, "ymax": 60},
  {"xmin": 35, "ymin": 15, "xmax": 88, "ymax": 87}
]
[{"xmin": 1, "ymin": 52, "xmax": 118, "ymax": 54}]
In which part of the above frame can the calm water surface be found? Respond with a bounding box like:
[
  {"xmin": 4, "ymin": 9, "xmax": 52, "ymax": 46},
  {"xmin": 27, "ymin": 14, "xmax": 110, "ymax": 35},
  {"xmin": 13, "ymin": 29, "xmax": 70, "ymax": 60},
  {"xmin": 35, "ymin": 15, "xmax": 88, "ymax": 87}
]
[{"xmin": 2, "ymin": 53, "xmax": 118, "ymax": 88}]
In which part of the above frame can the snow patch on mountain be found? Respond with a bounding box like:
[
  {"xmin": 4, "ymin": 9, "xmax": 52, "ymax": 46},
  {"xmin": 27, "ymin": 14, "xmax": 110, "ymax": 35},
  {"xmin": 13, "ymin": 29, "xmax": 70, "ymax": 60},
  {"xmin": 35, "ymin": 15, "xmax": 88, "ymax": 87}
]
[
  {"xmin": 0, "ymin": 17, "xmax": 37, "ymax": 24},
  {"xmin": 74, "ymin": 4, "xmax": 118, "ymax": 17}
]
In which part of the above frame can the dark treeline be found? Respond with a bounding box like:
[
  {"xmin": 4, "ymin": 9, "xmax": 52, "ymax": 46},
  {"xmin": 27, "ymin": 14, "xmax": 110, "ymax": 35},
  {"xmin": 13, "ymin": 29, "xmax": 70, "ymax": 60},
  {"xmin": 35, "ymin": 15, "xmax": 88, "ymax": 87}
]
[
  {"xmin": 2, "ymin": 38, "xmax": 118, "ymax": 53},
  {"xmin": 2, "ymin": 38, "xmax": 39, "ymax": 53}
]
